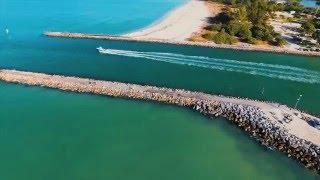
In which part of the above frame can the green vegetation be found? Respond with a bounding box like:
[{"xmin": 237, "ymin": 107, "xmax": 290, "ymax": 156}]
[
  {"xmin": 281, "ymin": 1, "xmax": 320, "ymax": 45},
  {"xmin": 204, "ymin": 0, "xmax": 320, "ymax": 48},
  {"xmin": 314, "ymin": 30, "xmax": 320, "ymax": 44},
  {"xmin": 309, "ymin": 18, "xmax": 320, "ymax": 44},
  {"xmin": 204, "ymin": 29, "xmax": 238, "ymax": 44},
  {"xmin": 301, "ymin": 20, "xmax": 316, "ymax": 36},
  {"xmin": 205, "ymin": 0, "xmax": 286, "ymax": 46},
  {"xmin": 279, "ymin": 0, "xmax": 319, "ymax": 41},
  {"xmin": 273, "ymin": 33, "xmax": 287, "ymax": 47}
]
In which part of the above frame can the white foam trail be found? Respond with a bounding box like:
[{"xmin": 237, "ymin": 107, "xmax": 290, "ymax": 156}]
[
  {"xmin": 111, "ymin": 49, "xmax": 320, "ymax": 77},
  {"xmin": 125, "ymin": 52, "xmax": 319, "ymax": 79},
  {"xmin": 99, "ymin": 48, "xmax": 320, "ymax": 84}
]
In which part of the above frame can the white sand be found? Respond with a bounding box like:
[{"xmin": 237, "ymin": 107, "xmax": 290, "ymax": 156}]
[
  {"xmin": 271, "ymin": 11, "xmax": 304, "ymax": 50},
  {"xmin": 124, "ymin": 0, "xmax": 210, "ymax": 41}
]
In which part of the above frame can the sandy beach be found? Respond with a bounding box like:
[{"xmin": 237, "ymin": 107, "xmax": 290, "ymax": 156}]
[
  {"xmin": 44, "ymin": 0, "xmax": 320, "ymax": 56},
  {"xmin": 120, "ymin": 0, "xmax": 320, "ymax": 56},
  {"xmin": 124, "ymin": 0, "xmax": 210, "ymax": 41}
]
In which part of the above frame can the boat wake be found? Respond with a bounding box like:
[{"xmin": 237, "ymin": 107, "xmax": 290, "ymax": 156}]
[{"xmin": 98, "ymin": 48, "xmax": 320, "ymax": 84}]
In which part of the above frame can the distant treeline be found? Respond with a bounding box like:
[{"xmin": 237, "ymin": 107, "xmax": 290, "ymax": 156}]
[
  {"xmin": 204, "ymin": 0, "xmax": 286, "ymax": 45},
  {"xmin": 204, "ymin": 0, "xmax": 319, "ymax": 46}
]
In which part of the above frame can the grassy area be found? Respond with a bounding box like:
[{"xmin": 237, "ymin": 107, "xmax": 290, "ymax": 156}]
[{"xmin": 202, "ymin": 0, "xmax": 319, "ymax": 48}]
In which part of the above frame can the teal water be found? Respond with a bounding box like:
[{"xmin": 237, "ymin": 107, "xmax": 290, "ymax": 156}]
[
  {"xmin": 1, "ymin": 0, "xmax": 320, "ymax": 179},
  {"xmin": 301, "ymin": 0, "xmax": 319, "ymax": 7},
  {"xmin": 0, "ymin": 82, "xmax": 317, "ymax": 179},
  {"xmin": 0, "ymin": 0, "xmax": 186, "ymax": 37}
]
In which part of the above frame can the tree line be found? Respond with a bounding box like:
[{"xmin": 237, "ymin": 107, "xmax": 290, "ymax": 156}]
[{"xmin": 204, "ymin": 0, "xmax": 287, "ymax": 46}]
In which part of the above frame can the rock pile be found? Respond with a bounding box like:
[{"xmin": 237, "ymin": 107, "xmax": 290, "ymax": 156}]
[
  {"xmin": 0, "ymin": 69, "xmax": 319, "ymax": 173},
  {"xmin": 308, "ymin": 118, "xmax": 320, "ymax": 130},
  {"xmin": 44, "ymin": 32, "xmax": 320, "ymax": 57},
  {"xmin": 194, "ymin": 100, "xmax": 320, "ymax": 172}
]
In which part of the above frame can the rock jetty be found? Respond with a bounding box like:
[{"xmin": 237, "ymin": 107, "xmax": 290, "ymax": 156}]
[
  {"xmin": 0, "ymin": 69, "xmax": 319, "ymax": 173},
  {"xmin": 44, "ymin": 32, "xmax": 320, "ymax": 57}
]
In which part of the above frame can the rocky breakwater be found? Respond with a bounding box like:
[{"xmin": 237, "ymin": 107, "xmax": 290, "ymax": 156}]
[
  {"xmin": 0, "ymin": 69, "xmax": 320, "ymax": 173},
  {"xmin": 44, "ymin": 31, "xmax": 320, "ymax": 57},
  {"xmin": 195, "ymin": 100, "xmax": 320, "ymax": 172}
]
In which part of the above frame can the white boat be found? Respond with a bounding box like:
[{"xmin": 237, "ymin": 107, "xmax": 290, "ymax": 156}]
[
  {"xmin": 97, "ymin": 47, "xmax": 129, "ymax": 56},
  {"xmin": 97, "ymin": 47, "xmax": 105, "ymax": 53},
  {"xmin": 97, "ymin": 47, "xmax": 113, "ymax": 54}
]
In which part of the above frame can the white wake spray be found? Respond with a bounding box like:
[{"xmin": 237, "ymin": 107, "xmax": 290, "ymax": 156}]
[{"xmin": 98, "ymin": 48, "xmax": 320, "ymax": 84}]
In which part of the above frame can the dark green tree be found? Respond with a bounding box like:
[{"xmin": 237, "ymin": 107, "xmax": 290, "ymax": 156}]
[
  {"xmin": 313, "ymin": 30, "xmax": 320, "ymax": 44},
  {"xmin": 301, "ymin": 20, "xmax": 316, "ymax": 36}
]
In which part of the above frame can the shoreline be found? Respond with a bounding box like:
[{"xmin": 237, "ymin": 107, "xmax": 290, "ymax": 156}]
[
  {"xmin": 118, "ymin": 0, "xmax": 319, "ymax": 57},
  {"xmin": 44, "ymin": 32, "xmax": 320, "ymax": 57},
  {"xmin": 122, "ymin": 0, "xmax": 190, "ymax": 36},
  {"xmin": 124, "ymin": 0, "xmax": 210, "ymax": 41},
  {"xmin": 0, "ymin": 69, "xmax": 319, "ymax": 172}
]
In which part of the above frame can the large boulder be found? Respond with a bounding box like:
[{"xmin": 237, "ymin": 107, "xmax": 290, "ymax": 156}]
[{"xmin": 307, "ymin": 118, "xmax": 320, "ymax": 130}]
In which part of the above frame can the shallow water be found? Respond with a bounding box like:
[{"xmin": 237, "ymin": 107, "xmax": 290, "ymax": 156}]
[
  {"xmin": 0, "ymin": 0, "xmax": 320, "ymax": 179},
  {"xmin": 0, "ymin": 82, "xmax": 317, "ymax": 180},
  {"xmin": 301, "ymin": 0, "xmax": 319, "ymax": 7}
]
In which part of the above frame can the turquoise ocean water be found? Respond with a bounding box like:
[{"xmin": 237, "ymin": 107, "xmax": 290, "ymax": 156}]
[
  {"xmin": 0, "ymin": 0, "xmax": 320, "ymax": 179},
  {"xmin": 301, "ymin": 0, "xmax": 319, "ymax": 7}
]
